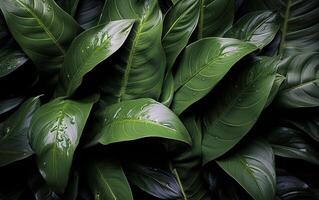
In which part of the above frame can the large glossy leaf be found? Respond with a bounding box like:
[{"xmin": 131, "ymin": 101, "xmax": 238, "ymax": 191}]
[
  {"xmin": 201, "ymin": 57, "xmax": 278, "ymax": 163},
  {"xmin": 217, "ymin": 140, "xmax": 276, "ymax": 200},
  {"xmin": 162, "ymin": 0, "xmax": 200, "ymax": 70},
  {"xmin": 0, "ymin": 96, "xmax": 40, "ymax": 167},
  {"xmin": 172, "ymin": 37, "xmax": 257, "ymax": 115},
  {"xmin": 265, "ymin": 73, "xmax": 286, "ymax": 107},
  {"xmin": 55, "ymin": 19, "xmax": 134, "ymax": 97},
  {"xmin": 75, "ymin": 0, "xmax": 105, "ymax": 29},
  {"xmin": 126, "ymin": 163, "xmax": 182, "ymax": 199},
  {"xmin": 0, "ymin": 0, "xmax": 81, "ymax": 74},
  {"xmin": 86, "ymin": 157, "xmax": 133, "ymax": 200},
  {"xmin": 170, "ymin": 116, "xmax": 210, "ymax": 200},
  {"xmin": 197, "ymin": 0, "xmax": 235, "ymax": 38},
  {"xmin": 267, "ymin": 127, "xmax": 319, "ymax": 165},
  {"xmin": 276, "ymin": 176, "xmax": 319, "ymax": 200},
  {"xmin": 275, "ymin": 53, "xmax": 319, "ymax": 108},
  {"xmin": 29, "ymin": 98, "xmax": 94, "ymax": 192},
  {"xmin": 159, "ymin": 73, "xmax": 174, "ymax": 107},
  {"xmin": 89, "ymin": 98, "xmax": 191, "ymax": 146},
  {"xmin": 225, "ymin": 11, "xmax": 280, "ymax": 49},
  {"xmin": 98, "ymin": 0, "xmax": 166, "ymax": 103},
  {"xmin": 246, "ymin": 0, "xmax": 319, "ymax": 56}
]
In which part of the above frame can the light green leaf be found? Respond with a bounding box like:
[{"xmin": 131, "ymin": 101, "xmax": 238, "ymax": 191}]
[
  {"xmin": 217, "ymin": 140, "xmax": 276, "ymax": 200},
  {"xmin": 172, "ymin": 37, "xmax": 257, "ymax": 115},
  {"xmin": 56, "ymin": 19, "xmax": 134, "ymax": 97},
  {"xmin": 225, "ymin": 11, "xmax": 280, "ymax": 49},
  {"xmin": 98, "ymin": 0, "xmax": 166, "ymax": 103},
  {"xmin": 89, "ymin": 98, "xmax": 191, "ymax": 146},
  {"xmin": 86, "ymin": 157, "xmax": 133, "ymax": 200},
  {"xmin": 201, "ymin": 57, "xmax": 278, "ymax": 163},
  {"xmin": 0, "ymin": 0, "xmax": 81, "ymax": 74},
  {"xmin": 0, "ymin": 96, "xmax": 40, "ymax": 167},
  {"xmin": 276, "ymin": 53, "xmax": 319, "ymax": 108},
  {"xmin": 162, "ymin": 0, "xmax": 200, "ymax": 70},
  {"xmin": 29, "ymin": 98, "xmax": 94, "ymax": 192},
  {"xmin": 197, "ymin": 0, "xmax": 235, "ymax": 39},
  {"xmin": 267, "ymin": 126, "xmax": 319, "ymax": 165}
]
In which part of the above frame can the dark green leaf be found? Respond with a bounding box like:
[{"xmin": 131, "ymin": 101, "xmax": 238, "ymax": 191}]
[
  {"xmin": 98, "ymin": 0, "xmax": 166, "ymax": 103},
  {"xmin": 197, "ymin": 0, "xmax": 235, "ymax": 38},
  {"xmin": 225, "ymin": 11, "xmax": 280, "ymax": 49},
  {"xmin": 172, "ymin": 37, "xmax": 257, "ymax": 115},
  {"xmin": 56, "ymin": 19, "xmax": 134, "ymax": 97},
  {"xmin": 126, "ymin": 163, "xmax": 182, "ymax": 199},
  {"xmin": 89, "ymin": 98, "xmax": 191, "ymax": 146},
  {"xmin": 162, "ymin": 0, "xmax": 200, "ymax": 70},
  {"xmin": 159, "ymin": 73, "xmax": 174, "ymax": 107},
  {"xmin": 217, "ymin": 140, "xmax": 276, "ymax": 200},
  {"xmin": 0, "ymin": 0, "xmax": 81, "ymax": 74},
  {"xmin": 86, "ymin": 157, "xmax": 133, "ymax": 200},
  {"xmin": 267, "ymin": 127, "xmax": 319, "ymax": 165},
  {"xmin": 0, "ymin": 46, "xmax": 28, "ymax": 78},
  {"xmin": 0, "ymin": 97, "xmax": 24, "ymax": 115},
  {"xmin": 56, "ymin": 0, "xmax": 79, "ymax": 16},
  {"xmin": 0, "ymin": 96, "xmax": 40, "ymax": 167},
  {"xmin": 276, "ymin": 53, "xmax": 319, "ymax": 108},
  {"xmin": 265, "ymin": 73, "xmax": 286, "ymax": 107},
  {"xmin": 29, "ymin": 98, "xmax": 94, "ymax": 192},
  {"xmin": 201, "ymin": 57, "xmax": 278, "ymax": 163},
  {"xmin": 75, "ymin": 0, "xmax": 105, "ymax": 29}
]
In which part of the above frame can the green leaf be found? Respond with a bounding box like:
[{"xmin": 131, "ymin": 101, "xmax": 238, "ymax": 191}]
[
  {"xmin": 170, "ymin": 116, "xmax": 210, "ymax": 200},
  {"xmin": 0, "ymin": 97, "xmax": 24, "ymax": 115},
  {"xmin": 201, "ymin": 57, "xmax": 278, "ymax": 163},
  {"xmin": 225, "ymin": 11, "xmax": 280, "ymax": 49},
  {"xmin": 0, "ymin": 0, "xmax": 81, "ymax": 74},
  {"xmin": 56, "ymin": 19, "xmax": 134, "ymax": 97},
  {"xmin": 0, "ymin": 96, "xmax": 40, "ymax": 167},
  {"xmin": 197, "ymin": 0, "xmax": 235, "ymax": 39},
  {"xmin": 265, "ymin": 73, "xmax": 286, "ymax": 107},
  {"xmin": 126, "ymin": 163, "xmax": 182, "ymax": 199},
  {"xmin": 276, "ymin": 53, "xmax": 319, "ymax": 108},
  {"xmin": 172, "ymin": 37, "xmax": 258, "ymax": 115},
  {"xmin": 29, "ymin": 98, "xmax": 94, "ymax": 193},
  {"xmin": 159, "ymin": 73, "xmax": 175, "ymax": 107},
  {"xmin": 162, "ymin": 0, "xmax": 200, "ymax": 70},
  {"xmin": 75, "ymin": 0, "xmax": 105, "ymax": 29},
  {"xmin": 86, "ymin": 157, "xmax": 133, "ymax": 200},
  {"xmin": 267, "ymin": 126, "xmax": 319, "ymax": 165},
  {"xmin": 246, "ymin": 0, "xmax": 319, "ymax": 56},
  {"xmin": 89, "ymin": 98, "xmax": 191, "ymax": 146},
  {"xmin": 98, "ymin": 0, "xmax": 166, "ymax": 103},
  {"xmin": 217, "ymin": 140, "xmax": 276, "ymax": 200},
  {"xmin": 56, "ymin": 0, "xmax": 80, "ymax": 16}
]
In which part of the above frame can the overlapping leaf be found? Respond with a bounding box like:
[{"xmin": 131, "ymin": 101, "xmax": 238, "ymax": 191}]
[
  {"xmin": 201, "ymin": 57, "xmax": 278, "ymax": 163},
  {"xmin": 56, "ymin": 19, "xmax": 134, "ymax": 97},
  {"xmin": 172, "ymin": 37, "xmax": 257, "ymax": 115},
  {"xmin": 98, "ymin": 0, "xmax": 166, "ymax": 103},
  {"xmin": 29, "ymin": 98, "xmax": 94, "ymax": 192},
  {"xmin": 217, "ymin": 140, "xmax": 276, "ymax": 200}
]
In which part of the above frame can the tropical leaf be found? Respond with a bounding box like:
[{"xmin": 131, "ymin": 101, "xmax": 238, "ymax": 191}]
[
  {"xmin": 0, "ymin": 96, "xmax": 40, "ymax": 167},
  {"xmin": 0, "ymin": 0, "xmax": 81, "ymax": 74},
  {"xmin": 159, "ymin": 73, "xmax": 174, "ymax": 107},
  {"xmin": 265, "ymin": 73, "xmax": 286, "ymax": 107},
  {"xmin": 246, "ymin": 0, "xmax": 319, "ymax": 56},
  {"xmin": 29, "ymin": 98, "xmax": 94, "ymax": 192},
  {"xmin": 55, "ymin": 0, "xmax": 79, "ymax": 16},
  {"xmin": 172, "ymin": 37, "xmax": 257, "ymax": 115},
  {"xmin": 267, "ymin": 126, "xmax": 319, "ymax": 165},
  {"xmin": 98, "ymin": 0, "xmax": 166, "ymax": 103},
  {"xmin": 55, "ymin": 19, "xmax": 134, "ymax": 97},
  {"xmin": 170, "ymin": 116, "xmax": 210, "ymax": 200},
  {"xmin": 197, "ymin": 0, "xmax": 235, "ymax": 39},
  {"xmin": 0, "ymin": 97, "xmax": 24, "ymax": 115},
  {"xmin": 126, "ymin": 163, "xmax": 182, "ymax": 199},
  {"xmin": 89, "ymin": 98, "xmax": 191, "ymax": 146},
  {"xmin": 217, "ymin": 140, "xmax": 276, "ymax": 200},
  {"xmin": 86, "ymin": 157, "xmax": 133, "ymax": 200},
  {"xmin": 162, "ymin": 0, "xmax": 200, "ymax": 70},
  {"xmin": 275, "ymin": 53, "xmax": 319, "ymax": 108},
  {"xmin": 225, "ymin": 11, "xmax": 280, "ymax": 49},
  {"xmin": 75, "ymin": 0, "xmax": 105, "ymax": 29},
  {"xmin": 201, "ymin": 57, "xmax": 278, "ymax": 163}
]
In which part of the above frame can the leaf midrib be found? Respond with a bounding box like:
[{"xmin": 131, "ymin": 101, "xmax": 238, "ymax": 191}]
[
  {"xmin": 96, "ymin": 165, "xmax": 117, "ymax": 200},
  {"xmin": 278, "ymin": 0, "xmax": 291, "ymax": 55},
  {"xmin": 16, "ymin": 0, "xmax": 66, "ymax": 55}
]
